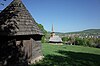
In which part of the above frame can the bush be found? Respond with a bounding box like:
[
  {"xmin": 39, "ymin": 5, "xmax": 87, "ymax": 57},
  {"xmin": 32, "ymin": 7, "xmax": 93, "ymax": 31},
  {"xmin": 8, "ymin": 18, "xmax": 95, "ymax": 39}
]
[{"xmin": 41, "ymin": 36, "xmax": 46, "ymax": 43}]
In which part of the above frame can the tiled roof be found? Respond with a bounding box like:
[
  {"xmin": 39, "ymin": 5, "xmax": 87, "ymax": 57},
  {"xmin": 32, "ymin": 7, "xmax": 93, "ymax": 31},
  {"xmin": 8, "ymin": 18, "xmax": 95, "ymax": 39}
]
[{"xmin": 0, "ymin": 0, "xmax": 43, "ymax": 36}]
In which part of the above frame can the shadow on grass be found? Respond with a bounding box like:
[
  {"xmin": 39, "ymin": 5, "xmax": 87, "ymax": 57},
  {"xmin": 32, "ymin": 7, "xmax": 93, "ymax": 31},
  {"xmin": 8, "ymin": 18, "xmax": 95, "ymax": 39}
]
[{"xmin": 32, "ymin": 50, "xmax": 100, "ymax": 66}]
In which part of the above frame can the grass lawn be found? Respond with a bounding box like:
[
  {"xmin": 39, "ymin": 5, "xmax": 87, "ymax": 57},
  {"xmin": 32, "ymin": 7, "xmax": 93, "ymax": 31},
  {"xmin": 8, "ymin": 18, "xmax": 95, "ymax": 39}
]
[{"xmin": 32, "ymin": 43, "xmax": 100, "ymax": 66}]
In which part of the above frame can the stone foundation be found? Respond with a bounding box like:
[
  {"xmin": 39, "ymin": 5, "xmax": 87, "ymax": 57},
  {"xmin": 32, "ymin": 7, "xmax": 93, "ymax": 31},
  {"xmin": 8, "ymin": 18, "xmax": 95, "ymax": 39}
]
[{"xmin": 30, "ymin": 56, "xmax": 44, "ymax": 64}]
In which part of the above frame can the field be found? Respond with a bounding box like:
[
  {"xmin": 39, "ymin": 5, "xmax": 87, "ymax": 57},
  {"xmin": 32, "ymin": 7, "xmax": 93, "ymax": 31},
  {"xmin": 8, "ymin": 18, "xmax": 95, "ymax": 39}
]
[{"xmin": 32, "ymin": 43, "xmax": 100, "ymax": 66}]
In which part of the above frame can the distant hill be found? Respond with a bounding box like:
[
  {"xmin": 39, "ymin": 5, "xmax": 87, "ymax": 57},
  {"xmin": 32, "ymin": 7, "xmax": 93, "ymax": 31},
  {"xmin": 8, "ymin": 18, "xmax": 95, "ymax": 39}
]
[
  {"xmin": 81, "ymin": 29, "xmax": 100, "ymax": 33},
  {"xmin": 47, "ymin": 29, "xmax": 100, "ymax": 36},
  {"xmin": 66, "ymin": 29, "xmax": 100, "ymax": 34}
]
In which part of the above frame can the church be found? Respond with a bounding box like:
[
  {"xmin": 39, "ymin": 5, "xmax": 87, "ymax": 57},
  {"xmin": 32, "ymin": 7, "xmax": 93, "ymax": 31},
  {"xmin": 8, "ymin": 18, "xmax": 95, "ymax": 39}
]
[{"xmin": 49, "ymin": 24, "xmax": 62, "ymax": 43}]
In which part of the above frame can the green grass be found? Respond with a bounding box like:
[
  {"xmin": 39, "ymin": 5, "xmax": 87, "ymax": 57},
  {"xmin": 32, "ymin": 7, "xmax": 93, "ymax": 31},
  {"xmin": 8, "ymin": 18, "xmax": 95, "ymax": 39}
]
[{"xmin": 32, "ymin": 43, "xmax": 100, "ymax": 66}]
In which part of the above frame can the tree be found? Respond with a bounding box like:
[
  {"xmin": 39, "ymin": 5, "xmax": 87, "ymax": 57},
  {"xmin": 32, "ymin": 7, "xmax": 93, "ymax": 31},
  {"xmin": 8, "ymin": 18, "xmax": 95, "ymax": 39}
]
[
  {"xmin": 62, "ymin": 37, "xmax": 71, "ymax": 44},
  {"xmin": 75, "ymin": 37, "xmax": 84, "ymax": 45},
  {"xmin": 37, "ymin": 24, "xmax": 47, "ymax": 35},
  {"xmin": 37, "ymin": 24, "xmax": 48, "ymax": 43}
]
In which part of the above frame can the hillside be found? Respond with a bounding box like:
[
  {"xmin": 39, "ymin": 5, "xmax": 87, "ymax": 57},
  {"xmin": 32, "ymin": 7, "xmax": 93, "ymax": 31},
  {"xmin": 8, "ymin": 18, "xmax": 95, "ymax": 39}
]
[
  {"xmin": 67, "ymin": 29, "xmax": 100, "ymax": 34},
  {"xmin": 81, "ymin": 29, "xmax": 100, "ymax": 33},
  {"xmin": 47, "ymin": 29, "xmax": 100, "ymax": 37}
]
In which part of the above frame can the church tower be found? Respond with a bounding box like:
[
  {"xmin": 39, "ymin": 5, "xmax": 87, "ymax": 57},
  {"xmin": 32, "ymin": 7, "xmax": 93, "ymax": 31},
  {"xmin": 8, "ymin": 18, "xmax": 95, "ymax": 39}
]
[
  {"xmin": 49, "ymin": 24, "xmax": 62, "ymax": 43},
  {"xmin": 51, "ymin": 24, "xmax": 55, "ymax": 37}
]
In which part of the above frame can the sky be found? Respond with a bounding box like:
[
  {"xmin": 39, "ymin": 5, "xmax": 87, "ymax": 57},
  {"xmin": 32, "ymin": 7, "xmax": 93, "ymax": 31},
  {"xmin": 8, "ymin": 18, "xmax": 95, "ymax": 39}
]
[{"xmin": 0, "ymin": 0, "xmax": 100, "ymax": 32}]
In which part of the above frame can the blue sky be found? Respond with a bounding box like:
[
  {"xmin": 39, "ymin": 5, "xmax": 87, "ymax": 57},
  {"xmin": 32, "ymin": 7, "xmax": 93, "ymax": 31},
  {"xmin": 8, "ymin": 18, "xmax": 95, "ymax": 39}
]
[{"xmin": 0, "ymin": 0, "xmax": 100, "ymax": 32}]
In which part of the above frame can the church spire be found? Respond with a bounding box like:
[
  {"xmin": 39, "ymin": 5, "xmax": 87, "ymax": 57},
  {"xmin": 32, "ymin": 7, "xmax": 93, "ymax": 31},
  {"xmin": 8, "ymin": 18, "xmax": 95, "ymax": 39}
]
[
  {"xmin": 51, "ymin": 24, "xmax": 55, "ymax": 37},
  {"xmin": 52, "ymin": 24, "xmax": 54, "ymax": 32}
]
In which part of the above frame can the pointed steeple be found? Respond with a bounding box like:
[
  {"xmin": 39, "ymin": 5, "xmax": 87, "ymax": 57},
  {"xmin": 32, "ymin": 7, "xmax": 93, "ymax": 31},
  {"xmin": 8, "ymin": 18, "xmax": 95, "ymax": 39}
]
[
  {"xmin": 50, "ymin": 24, "xmax": 55, "ymax": 37},
  {"xmin": 52, "ymin": 24, "xmax": 54, "ymax": 32},
  {"xmin": 49, "ymin": 24, "xmax": 62, "ymax": 43}
]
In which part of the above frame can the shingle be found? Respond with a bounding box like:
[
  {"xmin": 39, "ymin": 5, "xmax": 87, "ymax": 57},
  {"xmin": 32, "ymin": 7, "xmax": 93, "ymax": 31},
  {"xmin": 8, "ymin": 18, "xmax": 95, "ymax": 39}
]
[
  {"xmin": 0, "ymin": 0, "xmax": 43, "ymax": 36},
  {"xmin": 49, "ymin": 36, "xmax": 62, "ymax": 42}
]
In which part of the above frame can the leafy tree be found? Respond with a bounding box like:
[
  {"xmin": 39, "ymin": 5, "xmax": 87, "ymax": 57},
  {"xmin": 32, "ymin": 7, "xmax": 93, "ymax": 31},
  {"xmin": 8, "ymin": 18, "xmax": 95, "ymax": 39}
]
[
  {"xmin": 75, "ymin": 37, "xmax": 84, "ymax": 45},
  {"xmin": 62, "ymin": 37, "xmax": 69, "ymax": 44},
  {"xmin": 37, "ymin": 24, "xmax": 48, "ymax": 43},
  {"xmin": 37, "ymin": 24, "xmax": 47, "ymax": 35}
]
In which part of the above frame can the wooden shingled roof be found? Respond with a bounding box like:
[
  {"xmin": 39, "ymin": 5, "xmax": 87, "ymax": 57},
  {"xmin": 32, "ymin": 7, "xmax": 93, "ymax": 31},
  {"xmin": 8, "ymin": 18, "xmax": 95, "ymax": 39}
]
[
  {"xmin": 49, "ymin": 36, "xmax": 62, "ymax": 43},
  {"xmin": 0, "ymin": 0, "xmax": 43, "ymax": 36}
]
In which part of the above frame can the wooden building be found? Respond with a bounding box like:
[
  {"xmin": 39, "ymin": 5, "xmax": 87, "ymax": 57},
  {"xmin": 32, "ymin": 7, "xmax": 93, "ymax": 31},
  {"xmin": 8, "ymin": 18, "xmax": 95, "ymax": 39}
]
[
  {"xmin": 49, "ymin": 24, "xmax": 62, "ymax": 43},
  {"xmin": 0, "ymin": 0, "xmax": 43, "ymax": 66}
]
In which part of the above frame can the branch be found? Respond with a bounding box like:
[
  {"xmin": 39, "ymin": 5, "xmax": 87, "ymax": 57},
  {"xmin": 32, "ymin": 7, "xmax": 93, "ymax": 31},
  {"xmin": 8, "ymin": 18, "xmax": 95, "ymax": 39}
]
[{"xmin": 0, "ymin": 3, "xmax": 4, "ymax": 6}]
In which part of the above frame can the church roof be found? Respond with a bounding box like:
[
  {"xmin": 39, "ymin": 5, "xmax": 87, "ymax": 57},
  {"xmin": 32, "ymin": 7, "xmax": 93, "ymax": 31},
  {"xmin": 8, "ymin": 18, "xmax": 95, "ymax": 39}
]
[
  {"xmin": 49, "ymin": 36, "xmax": 62, "ymax": 43},
  {"xmin": 0, "ymin": 0, "xmax": 43, "ymax": 36}
]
